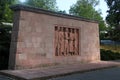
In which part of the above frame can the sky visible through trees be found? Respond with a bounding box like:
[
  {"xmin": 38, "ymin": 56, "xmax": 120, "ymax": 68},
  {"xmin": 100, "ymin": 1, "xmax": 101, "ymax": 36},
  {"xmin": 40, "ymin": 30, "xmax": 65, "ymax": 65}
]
[{"xmin": 19, "ymin": 0, "xmax": 108, "ymax": 20}]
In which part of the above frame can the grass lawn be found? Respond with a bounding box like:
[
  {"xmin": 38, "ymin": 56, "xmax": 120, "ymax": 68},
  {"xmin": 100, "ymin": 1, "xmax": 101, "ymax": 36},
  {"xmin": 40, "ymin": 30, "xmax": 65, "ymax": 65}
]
[
  {"xmin": 100, "ymin": 44, "xmax": 120, "ymax": 60},
  {"xmin": 100, "ymin": 44, "xmax": 120, "ymax": 53}
]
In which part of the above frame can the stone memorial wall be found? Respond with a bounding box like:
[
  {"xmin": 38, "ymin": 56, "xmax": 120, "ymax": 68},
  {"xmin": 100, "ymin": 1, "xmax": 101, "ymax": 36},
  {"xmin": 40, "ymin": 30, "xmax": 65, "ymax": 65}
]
[{"xmin": 9, "ymin": 5, "xmax": 100, "ymax": 69}]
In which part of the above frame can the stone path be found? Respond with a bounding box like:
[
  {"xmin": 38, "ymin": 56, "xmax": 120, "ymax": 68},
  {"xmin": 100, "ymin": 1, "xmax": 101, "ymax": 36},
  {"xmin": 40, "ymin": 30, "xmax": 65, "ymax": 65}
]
[
  {"xmin": 49, "ymin": 67, "xmax": 120, "ymax": 80},
  {"xmin": 0, "ymin": 61, "xmax": 119, "ymax": 80}
]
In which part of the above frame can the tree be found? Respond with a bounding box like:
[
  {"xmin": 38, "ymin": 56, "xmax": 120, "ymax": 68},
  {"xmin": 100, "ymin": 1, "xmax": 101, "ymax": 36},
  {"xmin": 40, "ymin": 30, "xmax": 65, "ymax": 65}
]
[
  {"xmin": 0, "ymin": 0, "xmax": 58, "ymax": 69},
  {"xmin": 0, "ymin": 23, "xmax": 12, "ymax": 69},
  {"xmin": 0, "ymin": 0, "xmax": 16, "ymax": 22},
  {"xmin": 69, "ymin": 0, "xmax": 106, "ymax": 39},
  {"xmin": 57, "ymin": 10, "xmax": 66, "ymax": 14},
  {"xmin": 105, "ymin": 0, "xmax": 120, "ymax": 27},
  {"xmin": 0, "ymin": 0, "xmax": 16, "ymax": 69},
  {"xmin": 25, "ymin": 0, "xmax": 57, "ymax": 11},
  {"xmin": 105, "ymin": 0, "xmax": 120, "ymax": 41},
  {"xmin": 69, "ymin": 0, "xmax": 99, "ymax": 19}
]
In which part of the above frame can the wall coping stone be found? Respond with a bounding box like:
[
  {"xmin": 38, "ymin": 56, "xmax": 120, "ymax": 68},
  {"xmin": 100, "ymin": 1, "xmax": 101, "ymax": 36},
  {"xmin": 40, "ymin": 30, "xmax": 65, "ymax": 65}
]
[{"xmin": 10, "ymin": 4, "xmax": 98, "ymax": 23}]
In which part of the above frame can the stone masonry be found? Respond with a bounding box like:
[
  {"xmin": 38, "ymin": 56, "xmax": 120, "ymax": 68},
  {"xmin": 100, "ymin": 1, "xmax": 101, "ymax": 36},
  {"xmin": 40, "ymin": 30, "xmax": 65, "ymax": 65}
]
[{"xmin": 9, "ymin": 4, "xmax": 100, "ymax": 69}]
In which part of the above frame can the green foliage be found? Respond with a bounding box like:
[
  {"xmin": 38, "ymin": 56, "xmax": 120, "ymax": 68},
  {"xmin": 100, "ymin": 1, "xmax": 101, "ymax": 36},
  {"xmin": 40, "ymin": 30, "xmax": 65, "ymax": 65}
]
[
  {"xmin": 100, "ymin": 49, "xmax": 120, "ymax": 60},
  {"xmin": 0, "ymin": 0, "xmax": 16, "ymax": 22},
  {"xmin": 69, "ymin": 0, "xmax": 106, "ymax": 36},
  {"xmin": 105, "ymin": 0, "xmax": 120, "ymax": 27},
  {"xmin": 0, "ymin": 0, "xmax": 15, "ymax": 69},
  {"xmin": 106, "ymin": 26, "xmax": 120, "ymax": 41},
  {"xmin": 69, "ymin": 0, "xmax": 99, "ymax": 19},
  {"xmin": 105, "ymin": 0, "xmax": 120, "ymax": 41},
  {"xmin": 101, "ymin": 44, "xmax": 120, "ymax": 53},
  {"xmin": 112, "ymin": 30, "xmax": 120, "ymax": 41},
  {"xmin": 0, "ymin": 0, "xmax": 58, "ymax": 69},
  {"xmin": 57, "ymin": 10, "xmax": 67, "ymax": 14},
  {"xmin": 25, "ymin": 0, "xmax": 57, "ymax": 11},
  {"xmin": 101, "ymin": 43, "xmax": 120, "ymax": 60},
  {"xmin": 0, "ymin": 23, "xmax": 12, "ymax": 69}
]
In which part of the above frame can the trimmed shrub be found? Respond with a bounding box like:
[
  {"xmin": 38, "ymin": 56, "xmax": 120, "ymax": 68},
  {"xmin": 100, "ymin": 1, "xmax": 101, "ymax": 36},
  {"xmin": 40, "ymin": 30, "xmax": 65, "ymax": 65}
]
[{"xmin": 100, "ymin": 49, "xmax": 120, "ymax": 60}]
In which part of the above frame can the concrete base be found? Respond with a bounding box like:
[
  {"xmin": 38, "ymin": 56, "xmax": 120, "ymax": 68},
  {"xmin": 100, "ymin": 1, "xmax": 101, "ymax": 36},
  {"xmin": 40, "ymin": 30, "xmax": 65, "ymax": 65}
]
[{"xmin": 0, "ymin": 61, "xmax": 120, "ymax": 80}]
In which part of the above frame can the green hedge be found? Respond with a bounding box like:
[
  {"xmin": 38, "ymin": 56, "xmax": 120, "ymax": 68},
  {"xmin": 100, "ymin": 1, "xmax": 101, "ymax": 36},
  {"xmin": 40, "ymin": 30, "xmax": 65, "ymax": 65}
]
[{"xmin": 100, "ymin": 49, "xmax": 120, "ymax": 60}]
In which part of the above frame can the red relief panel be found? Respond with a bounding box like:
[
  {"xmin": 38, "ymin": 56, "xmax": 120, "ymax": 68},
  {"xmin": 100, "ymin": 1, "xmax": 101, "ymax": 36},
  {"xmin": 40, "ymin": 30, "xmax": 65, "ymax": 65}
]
[{"xmin": 55, "ymin": 26, "xmax": 79, "ymax": 56}]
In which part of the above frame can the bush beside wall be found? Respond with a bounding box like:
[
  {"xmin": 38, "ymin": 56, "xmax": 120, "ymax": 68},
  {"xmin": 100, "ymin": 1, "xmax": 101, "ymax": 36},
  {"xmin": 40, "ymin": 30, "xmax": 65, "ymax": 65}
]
[{"xmin": 100, "ymin": 49, "xmax": 120, "ymax": 60}]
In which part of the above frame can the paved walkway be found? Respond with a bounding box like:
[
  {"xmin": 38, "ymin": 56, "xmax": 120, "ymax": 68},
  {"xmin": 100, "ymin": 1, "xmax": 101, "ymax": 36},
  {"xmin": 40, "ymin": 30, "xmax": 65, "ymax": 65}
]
[
  {"xmin": 49, "ymin": 67, "xmax": 120, "ymax": 80},
  {"xmin": 0, "ymin": 61, "xmax": 119, "ymax": 80},
  {"xmin": 0, "ymin": 75, "xmax": 14, "ymax": 80}
]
